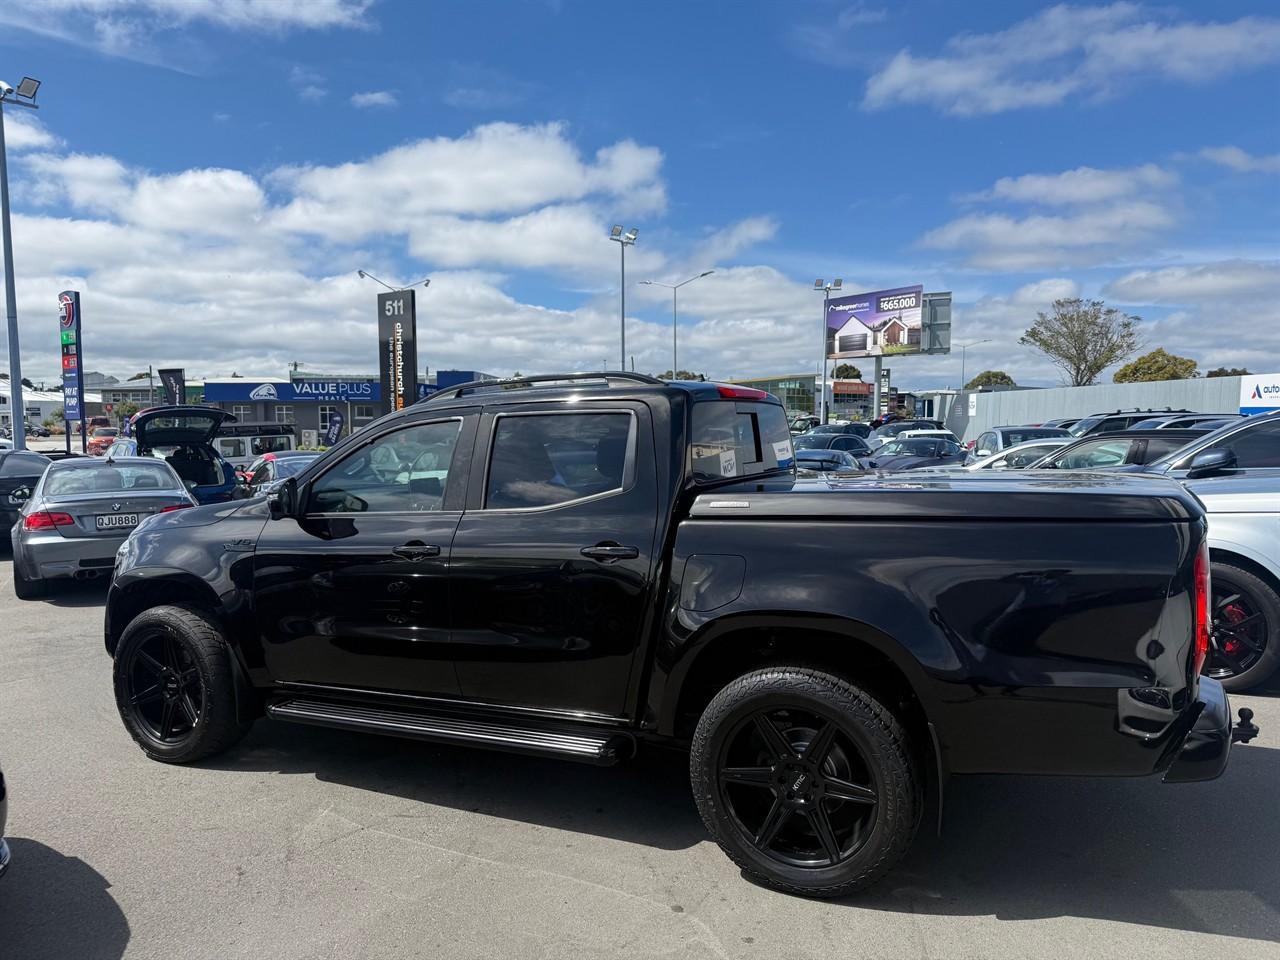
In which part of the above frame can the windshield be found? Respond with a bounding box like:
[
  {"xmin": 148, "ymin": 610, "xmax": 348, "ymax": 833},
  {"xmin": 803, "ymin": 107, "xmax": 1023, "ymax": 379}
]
[
  {"xmin": 1053, "ymin": 439, "xmax": 1132, "ymax": 469},
  {"xmin": 793, "ymin": 435, "xmax": 831, "ymax": 449},
  {"xmin": 879, "ymin": 439, "xmax": 939, "ymax": 457},
  {"xmin": 44, "ymin": 461, "xmax": 182, "ymax": 496},
  {"xmin": 691, "ymin": 400, "xmax": 793, "ymax": 481},
  {"xmin": 275, "ymin": 455, "xmax": 319, "ymax": 478},
  {"xmin": 1069, "ymin": 418, "xmax": 1103, "ymax": 437},
  {"xmin": 999, "ymin": 428, "xmax": 1067, "ymax": 444}
]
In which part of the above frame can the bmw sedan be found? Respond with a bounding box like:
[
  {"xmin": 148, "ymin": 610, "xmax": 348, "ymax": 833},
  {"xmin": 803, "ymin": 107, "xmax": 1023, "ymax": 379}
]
[{"xmin": 10, "ymin": 457, "xmax": 195, "ymax": 599}]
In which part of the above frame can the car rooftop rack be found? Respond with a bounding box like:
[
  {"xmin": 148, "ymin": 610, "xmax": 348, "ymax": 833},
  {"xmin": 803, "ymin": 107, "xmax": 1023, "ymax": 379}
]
[{"xmin": 420, "ymin": 371, "xmax": 664, "ymax": 404}]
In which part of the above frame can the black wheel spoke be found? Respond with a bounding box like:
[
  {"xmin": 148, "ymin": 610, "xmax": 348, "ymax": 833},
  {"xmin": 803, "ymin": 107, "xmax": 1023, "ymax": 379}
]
[
  {"xmin": 129, "ymin": 682, "xmax": 163, "ymax": 706},
  {"xmin": 163, "ymin": 637, "xmax": 180, "ymax": 670},
  {"xmin": 720, "ymin": 766, "xmax": 774, "ymax": 788},
  {"xmin": 159, "ymin": 699, "xmax": 178, "ymax": 740},
  {"xmin": 1219, "ymin": 650, "xmax": 1247, "ymax": 675},
  {"xmin": 809, "ymin": 804, "xmax": 842, "ymax": 864},
  {"xmin": 180, "ymin": 667, "xmax": 200, "ymax": 684},
  {"xmin": 1215, "ymin": 593, "xmax": 1241, "ymax": 611},
  {"xmin": 802, "ymin": 721, "xmax": 837, "ymax": 765},
  {"xmin": 825, "ymin": 776, "xmax": 877, "ymax": 804},
  {"xmin": 754, "ymin": 714, "xmax": 795, "ymax": 762},
  {"xmin": 754, "ymin": 797, "xmax": 790, "ymax": 848},
  {"xmin": 1221, "ymin": 613, "xmax": 1265, "ymax": 636},
  {"xmin": 179, "ymin": 691, "xmax": 199, "ymax": 726},
  {"xmin": 135, "ymin": 650, "xmax": 166, "ymax": 677}
]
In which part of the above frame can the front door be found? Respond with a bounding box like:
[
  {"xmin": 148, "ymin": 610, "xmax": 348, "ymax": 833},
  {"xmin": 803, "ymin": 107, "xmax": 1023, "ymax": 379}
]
[
  {"xmin": 254, "ymin": 414, "xmax": 475, "ymax": 697},
  {"xmin": 448, "ymin": 403, "xmax": 660, "ymax": 717}
]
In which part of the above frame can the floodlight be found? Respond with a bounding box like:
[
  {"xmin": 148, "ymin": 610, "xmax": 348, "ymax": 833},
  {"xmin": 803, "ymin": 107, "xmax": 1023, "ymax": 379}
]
[
  {"xmin": 610, "ymin": 225, "xmax": 623, "ymax": 238},
  {"xmin": 699, "ymin": 270, "xmax": 715, "ymax": 278},
  {"xmin": 832, "ymin": 278, "xmax": 843, "ymax": 289},
  {"xmin": 624, "ymin": 228, "xmax": 638, "ymax": 242},
  {"xmin": 15, "ymin": 77, "xmax": 39, "ymax": 100},
  {"xmin": 814, "ymin": 279, "xmax": 825, "ymax": 289}
]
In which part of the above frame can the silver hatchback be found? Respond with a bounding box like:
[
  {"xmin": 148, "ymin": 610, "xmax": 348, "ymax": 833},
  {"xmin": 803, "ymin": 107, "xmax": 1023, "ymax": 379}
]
[{"xmin": 9, "ymin": 456, "xmax": 195, "ymax": 599}]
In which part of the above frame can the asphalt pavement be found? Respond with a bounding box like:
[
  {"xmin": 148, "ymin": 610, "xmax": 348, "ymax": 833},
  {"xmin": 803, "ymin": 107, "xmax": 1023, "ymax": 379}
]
[{"xmin": 1, "ymin": 553, "xmax": 1277, "ymax": 960}]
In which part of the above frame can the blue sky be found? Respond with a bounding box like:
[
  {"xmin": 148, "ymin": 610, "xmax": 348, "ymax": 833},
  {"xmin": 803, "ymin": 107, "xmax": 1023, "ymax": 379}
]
[{"xmin": 1, "ymin": 0, "xmax": 1277, "ymax": 389}]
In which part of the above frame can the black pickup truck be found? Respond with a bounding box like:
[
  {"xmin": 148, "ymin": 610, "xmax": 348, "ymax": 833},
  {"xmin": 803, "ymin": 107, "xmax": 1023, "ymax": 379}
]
[{"xmin": 104, "ymin": 373, "xmax": 1257, "ymax": 897}]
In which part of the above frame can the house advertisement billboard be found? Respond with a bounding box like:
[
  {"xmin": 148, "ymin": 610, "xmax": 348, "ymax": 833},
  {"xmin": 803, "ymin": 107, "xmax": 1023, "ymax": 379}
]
[{"xmin": 825, "ymin": 284, "xmax": 924, "ymax": 360}]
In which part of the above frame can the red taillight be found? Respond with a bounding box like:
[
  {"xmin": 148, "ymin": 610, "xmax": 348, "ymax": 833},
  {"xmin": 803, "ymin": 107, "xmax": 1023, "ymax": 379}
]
[
  {"xmin": 716, "ymin": 384, "xmax": 770, "ymax": 400},
  {"xmin": 160, "ymin": 503, "xmax": 192, "ymax": 513},
  {"xmin": 1193, "ymin": 541, "xmax": 1211, "ymax": 675},
  {"xmin": 23, "ymin": 511, "xmax": 74, "ymax": 530}
]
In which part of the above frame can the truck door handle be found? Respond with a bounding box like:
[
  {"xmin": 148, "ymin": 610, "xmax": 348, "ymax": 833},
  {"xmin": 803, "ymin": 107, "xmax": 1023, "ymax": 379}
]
[
  {"xmin": 392, "ymin": 542, "xmax": 441, "ymax": 560},
  {"xmin": 580, "ymin": 543, "xmax": 639, "ymax": 562}
]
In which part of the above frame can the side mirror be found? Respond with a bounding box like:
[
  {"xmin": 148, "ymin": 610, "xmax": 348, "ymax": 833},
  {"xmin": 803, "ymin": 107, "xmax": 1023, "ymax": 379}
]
[
  {"xmin": 269, "ymin": 477, "xmax": 298, "ymax": 520},
  {"xmin": 1186, "ymin": 448, "xmax": 1237, "ymax": 479},
  {"xmin": 976, "ymin": 449, "xmax": 992, "ymax": 458}
]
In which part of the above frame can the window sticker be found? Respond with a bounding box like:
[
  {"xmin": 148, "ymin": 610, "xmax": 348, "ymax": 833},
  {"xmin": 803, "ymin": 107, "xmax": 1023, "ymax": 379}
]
[{"xmin": 719, "ymin": 449, "xmax": 737, "ymax": 477}]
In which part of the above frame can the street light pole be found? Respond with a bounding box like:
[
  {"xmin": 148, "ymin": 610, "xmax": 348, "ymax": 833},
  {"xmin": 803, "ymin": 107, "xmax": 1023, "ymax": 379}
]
[
  {"xmin": 0, "ymin": 77, "xmax": 40, "ymax": 450},
  {"xmin": 813, "ymin": 279, "xmax": 843, "ymax": 423},
  {"xmin": 958, "ymin": 338, "xmax": 992, "ymax": 389},
  {"xmin": 609, "ymin": 226, "xmax": 638, "ymax": 370},
  {"xmin": 640, "ymin": 270, "xmax": 713, "ymax": 376}
]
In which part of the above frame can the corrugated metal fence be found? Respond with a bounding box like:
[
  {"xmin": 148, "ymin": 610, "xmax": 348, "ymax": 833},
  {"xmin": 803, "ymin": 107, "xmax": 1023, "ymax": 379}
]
[{"xmin": 945, "ymin": 375, "xmax": 1255, "ymax": 443}]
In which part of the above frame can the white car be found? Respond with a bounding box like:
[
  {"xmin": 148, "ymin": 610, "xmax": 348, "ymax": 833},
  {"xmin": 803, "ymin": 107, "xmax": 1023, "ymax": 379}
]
[
  {"xmin": 1187, "ymin": 475, "xmax": 1280, "ymax": 691},
  {"xmin": 899, "ymin": 429, "xmax": 960, "ymax": 443}
]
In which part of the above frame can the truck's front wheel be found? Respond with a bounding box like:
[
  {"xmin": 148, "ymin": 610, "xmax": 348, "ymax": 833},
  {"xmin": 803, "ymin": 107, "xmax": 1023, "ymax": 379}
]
[{"xmin": 690, "ymin": 666, "xmax": 921, "ymax": 898}]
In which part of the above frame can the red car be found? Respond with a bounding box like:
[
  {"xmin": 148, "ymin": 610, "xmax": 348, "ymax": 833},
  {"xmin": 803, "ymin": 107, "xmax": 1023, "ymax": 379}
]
[{"xmin": 87, "ymin": 426, "xmax": 119, "ymax": 456}]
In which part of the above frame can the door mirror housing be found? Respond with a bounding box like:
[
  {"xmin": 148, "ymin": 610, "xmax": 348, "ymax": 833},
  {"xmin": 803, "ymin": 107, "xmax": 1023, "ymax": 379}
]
[
  {"xmin": 270, "ymin": 477, "xmax": 299, "ymax": 520},
  {"xmin": 1186, "ymin": 448, "xmax": 1237, "ymax": 479},
  {"xmin": 976, "ymin": 449, "xmax": 992, "ymax": 458}
]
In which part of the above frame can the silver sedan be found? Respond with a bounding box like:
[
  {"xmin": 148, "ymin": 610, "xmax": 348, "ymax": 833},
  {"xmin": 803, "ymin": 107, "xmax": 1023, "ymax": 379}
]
[{"xmin": 9, "ymin": 456, "xmax": 195, "ymax": 599}]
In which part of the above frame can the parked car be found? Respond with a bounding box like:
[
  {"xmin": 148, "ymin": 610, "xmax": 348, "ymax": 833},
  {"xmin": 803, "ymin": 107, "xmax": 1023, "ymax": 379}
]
[
  {"xmin": 1132, "ymin": 410, "xmax": 1280, "ymax": 482},
  {"xmin": 1127, "ymin": 413, "xmax": 1243, "ymax": 430},
  {"xmin": 1039, "ymin": 417, "xmax": 1082, "ymax": 431},
  {"xmin": 0, "ymin": 438, "xmax": 11, "ymax": 450},
  {"xmin": 793, "ymin": 432, "xmax": 872, "ymax": 457},
  {"xmin": 108, "ymin": 406, "xmax": 239, "ymax": 505},
  {"xmin": 804, "ymin": 422, "xmax": 872, "ymax": 439},
  {"xmin": 25, "ymin": 423, "xmax": 51, "ymax": 438},
  {"xmin": 212, "ymin": 421, "xmax": 298, "ymax": 473},
  {"xmin": 1183, "ymin": 475, "xmax": 1280, "ymax": 691},
  {"xmin": 966, "ymin": 426, "xmax": 1072, "ymax": 465},
  {"xmin": 87, "ymin": 427, "xmax": 120, "ymax": 456},
  {"xmin": 105, "ymin": 371, "xmax": 1254, "ymax": 899},
  {"xmin": 0, "ymin": 449, "xmax": 52, "ymax": 534},
  {"xmin": 916, "ymin": 437, "xmax": 1074, "ymax": 474},
  {"xmin": 1028, "ymin": 430, "xmax": 1204, "ymax": 471},
  {"xmin": 789, "ymin": 415, "xmax": 820, "ymax": 434},
  {"xmin": 0, "ymin": 757, "xmax": 8, "ymax": 879},
  {"xmin": 794, "ymin": 448, "xmax": 863, "ymax": 476},
  {"xmin": 1068, "ymin": 408, "xmax": 1194, "ymax": 437},
  {"xmin": 77, "ymin": 415, "xmax": 111, "ymax": 438},
  {"xmin": 866, "ymin": 419, "xmax": 945, "ymax": 451},
  {"xmin": 233, "ymin": 450, "xmax": 321, "ymax": 499},
  {"xmin": 866, "ymin": 435, "xmax": 966, "ymax": 470},
  {"xmin": 10, "ymin": 456, "xmax": 195, "ymax": 598}
]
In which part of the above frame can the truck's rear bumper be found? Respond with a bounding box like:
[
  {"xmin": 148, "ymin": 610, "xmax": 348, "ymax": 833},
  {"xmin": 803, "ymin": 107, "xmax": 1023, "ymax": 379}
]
[{"xmin": 1163, "ymin": 676, "xmax": 1237, "ymax": 783}]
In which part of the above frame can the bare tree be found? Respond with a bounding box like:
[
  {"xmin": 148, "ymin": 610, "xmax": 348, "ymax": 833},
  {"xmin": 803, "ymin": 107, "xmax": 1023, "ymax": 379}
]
[{"xmin": 1020, "ymin": 298, "xmax": 1141, "ymax": 387}]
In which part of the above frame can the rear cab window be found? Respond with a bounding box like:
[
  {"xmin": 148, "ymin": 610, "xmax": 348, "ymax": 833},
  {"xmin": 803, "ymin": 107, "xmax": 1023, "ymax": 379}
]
[{"xmin": 691, "ymin": 397, "xmax": 793, "ymax": 482}]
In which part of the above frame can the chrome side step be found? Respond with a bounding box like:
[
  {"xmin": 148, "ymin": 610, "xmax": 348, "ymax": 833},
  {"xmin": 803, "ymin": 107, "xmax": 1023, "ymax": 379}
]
[{"xmin": 266, "ymin": 697, "xmax": 633, "ymax": 766}]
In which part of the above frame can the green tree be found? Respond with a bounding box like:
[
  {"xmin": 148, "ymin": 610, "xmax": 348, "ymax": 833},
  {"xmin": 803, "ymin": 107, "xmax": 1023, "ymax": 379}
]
[
  {"xmin": 127, "ymin": 371, "xmax": 150, "ymax": 381},
  {"xmin": 117, "ymin": 401, "xmax": 140, "ymax": 421},
  {"xmin": 1113, "ymin": 348, "xmax": 1198, "ymax": 383},
  {"xmin": 832, "ymin": 363, "xmax": 862, "ymax": 380},
  {"xmin": 658, "ymin": 369, "xmax": 708, "ymax": 381},
  {"xmin": 1020, "ymin": 298, "xmax": 1141, "ymax": 387},
  {"xmin": 50, "ymin": 406, "xmax": 65, "ymax": 423},
  {"xmin": 1206, "ymin": 366, "xmax": 1250, "ymax": 378},
  {"xmin": 965, "ymin": 370, "xmax": 1017, "ymax": 390}
]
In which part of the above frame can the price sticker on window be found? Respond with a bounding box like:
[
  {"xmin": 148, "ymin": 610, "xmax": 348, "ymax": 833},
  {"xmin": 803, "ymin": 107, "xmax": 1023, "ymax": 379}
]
[
  {"xmin": 719, "ymin": 449, "xmax": 737, "ymax": 477},
  {"xmin": 772, "ymin": 439, "xmax": 794, "ymax": 467}
]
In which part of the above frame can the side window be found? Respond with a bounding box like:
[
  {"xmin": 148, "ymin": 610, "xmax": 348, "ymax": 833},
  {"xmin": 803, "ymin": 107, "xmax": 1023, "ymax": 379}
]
[
  {"xmin": 977, "ymin": 432, "xmax": 995, "ymax": 453},
  {"xmin": 252, "ymin": 461, "xmax": 274, "ymax": 486},
  {"xmin": 217, "ymin": 438, "xmax": 248, "ymax": 459},
  {"xmin": 1217, "ymin": 420, "xmax": 1280, "ymax": 468},
  {"xmin": 309, "ymin": 420, "xmax": 461, "ymax": 513},
  {"xmin": 486, "ymin": 413, "xmax": 632, "ymax": 510},
  {"xmin": 832, "ymin": 437, "xmax": 856, "ymax": 451}
]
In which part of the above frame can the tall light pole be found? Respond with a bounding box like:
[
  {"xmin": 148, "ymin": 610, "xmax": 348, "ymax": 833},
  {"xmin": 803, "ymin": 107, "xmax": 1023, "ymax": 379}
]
[
  {"xmin": 609, "ymin": 225, "xmax": 638, "ymax": 370},
  {"xmin": 0, "ymin": 76, "xmax": 40, "ymax": 450},
  {"xmin": 640, "ymin": 270, "xmax": 713, "ymax": 376},
  {"xmin": 357, "ymin": 270, "xmax": 431, "ymax": 293},
  {"xmin": 813, "ymin": 279, "xmax": 842, "ymax": 423},
  {"xmin": 958, "ymin": 338, "xmax": 992, "ymax": 389}
]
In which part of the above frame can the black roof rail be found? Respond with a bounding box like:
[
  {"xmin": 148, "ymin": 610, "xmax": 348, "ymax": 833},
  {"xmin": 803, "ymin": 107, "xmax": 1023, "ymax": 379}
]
[{"xmin": 420, "ymin": 370, "xmax": 663, "ymax": 405}]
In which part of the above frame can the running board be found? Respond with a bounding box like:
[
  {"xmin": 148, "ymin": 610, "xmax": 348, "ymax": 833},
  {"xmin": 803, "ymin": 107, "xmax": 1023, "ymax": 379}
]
[{"xmin": 266, "ymin": 697, "xmax": 633, "ymax": 766}]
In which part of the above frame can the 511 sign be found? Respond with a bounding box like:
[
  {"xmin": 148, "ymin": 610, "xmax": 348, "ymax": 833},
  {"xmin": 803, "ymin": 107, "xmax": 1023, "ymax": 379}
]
[{"xmin": 376, "ymin": 290, "xmax": 418, "ymax": 414}]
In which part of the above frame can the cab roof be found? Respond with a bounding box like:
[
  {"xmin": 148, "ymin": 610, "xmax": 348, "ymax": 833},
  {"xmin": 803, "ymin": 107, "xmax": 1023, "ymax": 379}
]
[{"xmin": 416, "ymin": 371, "xmax": 782, "ymax": 412}]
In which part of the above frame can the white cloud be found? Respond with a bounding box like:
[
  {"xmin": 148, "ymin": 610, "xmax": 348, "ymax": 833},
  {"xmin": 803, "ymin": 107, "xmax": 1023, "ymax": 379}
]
[
  {"xmin": 965, "ymin": 163, "xmax": 1175, "ymax": 206},
  {"xmin": 864, "ymin": 5, "xmax": 1280, "ymax": 116},
  {"xmin": 692, "ymin": 216, "xmax": 778, "ymax": 265},
  {"xmin": 1199, "ymin": 145, "xmax": 1280, "ymax": 174},
  {"xmin": 289, "ymin": 65, "xmax": 327, "ymax": 102},
  {"xmin": 350, "ymin": 90, "xmax": 398, "ymax": 109},
  {"xmin": 1103, "ymin": 260, "xmax": 1280, "ymax": 304},
  {"xmin": 792, "ymin": 4, "xmax": 889, "ymax": 68},
  {"xmin": 4, "ymin": 115, "xmax": 61, "ymax": 151}
]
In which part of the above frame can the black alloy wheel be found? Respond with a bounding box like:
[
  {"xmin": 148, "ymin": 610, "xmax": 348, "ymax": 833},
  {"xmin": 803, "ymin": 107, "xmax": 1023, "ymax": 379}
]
[
  {"xmin": 124, "ymin": 630, "xmax": 205, "ymax": 744},
  {"xmin": 718, "ymin": 707, "xmax": 878, "ymax": 869}
]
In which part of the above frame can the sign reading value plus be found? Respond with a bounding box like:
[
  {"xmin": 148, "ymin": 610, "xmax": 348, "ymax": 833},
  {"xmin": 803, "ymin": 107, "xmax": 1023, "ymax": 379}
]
[
  {"xmin": 57, "ymin": 291, "xmax": 86, "ymax": 422},
  {"xmin": 1240, "ymin": 372, "xmax": 1280, "ymax": 415},
  {"xmin": 377, "ymin": 291, "xmax": 418, "ymax": 415}
]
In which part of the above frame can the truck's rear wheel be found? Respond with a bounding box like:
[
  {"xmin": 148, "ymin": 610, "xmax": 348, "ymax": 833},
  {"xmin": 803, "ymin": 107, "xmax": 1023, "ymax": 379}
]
[
  {"xmin": 113, "ymin": 604, "xmax": 252, "ymax": 763},
  {"xmin": 690, "ymin": 666, "xmax": 920, "ymax": 897},
  {"xmin": 1208, "ymin": 561, "xmax": 1280, "ymax": 691}
]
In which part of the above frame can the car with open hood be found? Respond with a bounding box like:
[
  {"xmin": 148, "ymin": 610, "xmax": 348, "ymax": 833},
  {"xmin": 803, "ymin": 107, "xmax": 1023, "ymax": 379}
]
[{"xmin": 107, "ymin": 406, "xmax": 239, "ymax": 505}]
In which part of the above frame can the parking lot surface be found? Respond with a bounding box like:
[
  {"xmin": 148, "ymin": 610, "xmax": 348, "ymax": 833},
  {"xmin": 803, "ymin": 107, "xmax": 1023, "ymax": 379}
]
[{"xmin": 1, "ymin": 554, "xmax": 1277, "ymax": 960}]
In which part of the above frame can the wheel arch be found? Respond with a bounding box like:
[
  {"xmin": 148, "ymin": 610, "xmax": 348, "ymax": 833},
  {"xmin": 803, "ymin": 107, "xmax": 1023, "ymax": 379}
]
[
  {"xmin": 106, "ymin": 571, "xmax": 229, "ymax": 656},
  {"xmin": 1209, "ymin": 546, "xmax": 1280, "ymax": 601}
]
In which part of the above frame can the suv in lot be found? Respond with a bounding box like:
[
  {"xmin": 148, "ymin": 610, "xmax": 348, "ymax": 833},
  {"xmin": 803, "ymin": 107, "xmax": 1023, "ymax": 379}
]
[
  {"xmin": 966, "ymin": 425, "xmax": 1072, "ymax": 465},
  {"xmin": 105, "ymin": 373, "xmax": 1255, "ymax": 897},
  {"xmin": 108, "ymin": 406, "xmax": 239, "ymax": 505},
  {"xmin": 1069, "ymin": 408, "xmax": 1193, "ymax": 437}
]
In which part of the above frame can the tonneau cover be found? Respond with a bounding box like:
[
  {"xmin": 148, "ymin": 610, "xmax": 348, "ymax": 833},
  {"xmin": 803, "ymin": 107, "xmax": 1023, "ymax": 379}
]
[{"xmin": 690, "ymin": 471, "xmax": 1202, "ymax": 522}]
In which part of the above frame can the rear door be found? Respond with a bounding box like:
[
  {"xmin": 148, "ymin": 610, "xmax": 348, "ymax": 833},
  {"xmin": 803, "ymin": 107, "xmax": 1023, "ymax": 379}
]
[
  {"xmin": 253, "ymin": 412, "xmax": 477, "ymax": 697},
  {"xmin": 447, "ymin": 402, "xmax": 660, "ymax": 717}
]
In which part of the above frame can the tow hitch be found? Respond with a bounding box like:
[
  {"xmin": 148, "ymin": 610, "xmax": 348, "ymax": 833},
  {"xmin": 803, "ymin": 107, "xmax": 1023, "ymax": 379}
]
[{"xmin": 1232, "ymin": 707, "xmax": 1259, "ymax": 744}]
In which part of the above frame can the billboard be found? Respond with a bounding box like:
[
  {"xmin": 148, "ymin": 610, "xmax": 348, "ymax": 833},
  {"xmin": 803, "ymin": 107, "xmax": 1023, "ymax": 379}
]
[
  {"xmin": 58, "ymin": 291, "xmax": 86, "ymax": 422},
  {"xmin": 826, "ymin": 285, "xmax": 924, "ymax": 360},
  {"xmin": 158, "ymin": 368, "xmax": 186, "ymax": 406},
  {"xmin": 377, "ymin": 290, "xmax": 418, "ymax": 415},
  {"xmin": 1240, "ymin": 372, "xmax": 1280, "ymax": 415}
]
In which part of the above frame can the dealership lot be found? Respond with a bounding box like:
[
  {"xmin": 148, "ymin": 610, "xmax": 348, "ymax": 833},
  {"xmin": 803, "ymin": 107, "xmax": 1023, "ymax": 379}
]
[{"xmin": 0, "ymin": 559, "xmax": 1277, "ymax": 960}]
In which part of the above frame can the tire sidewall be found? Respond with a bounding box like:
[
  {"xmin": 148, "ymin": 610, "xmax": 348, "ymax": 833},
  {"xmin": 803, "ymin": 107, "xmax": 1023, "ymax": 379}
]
[
  {"xmin": 1211, "ymin": 562, "xmax": 1280, "ymax": 691},
  {"xmin": 691, "ymin": 668, "xmax": 917, "ymax": 895}
]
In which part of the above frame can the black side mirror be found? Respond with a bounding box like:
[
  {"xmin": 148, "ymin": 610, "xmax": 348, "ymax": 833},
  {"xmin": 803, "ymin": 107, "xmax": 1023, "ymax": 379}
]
[
  {"xmin": 1186, "ymin": 448, "xmax": 1237, "ymax": 479},
  {"xmin": 269, "ymin": 477, "xmax": 298, "ymax": 520}
]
